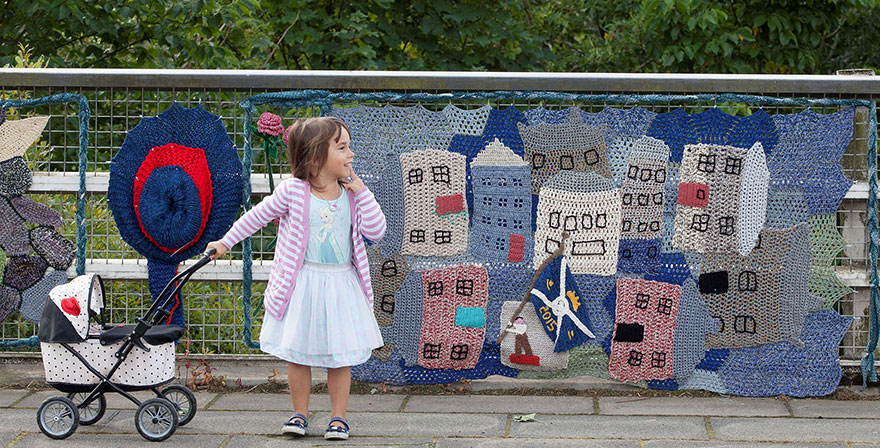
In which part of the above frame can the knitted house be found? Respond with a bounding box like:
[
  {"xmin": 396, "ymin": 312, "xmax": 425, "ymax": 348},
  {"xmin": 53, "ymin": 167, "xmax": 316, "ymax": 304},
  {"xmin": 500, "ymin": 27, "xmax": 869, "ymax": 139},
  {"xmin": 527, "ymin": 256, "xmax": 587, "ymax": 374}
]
[
  {"xmin": 416, "ymin": 264, "xmax": 488, "ymax": 370},
  {"xmin": 701, "ymin": 223, "xmax": 819, "ymax": 349},
  {"xmin": 534, "ymin": 171, "xmax": 621, "ymax": 275},
  {"xmin": 620, "ymin": 137, "xmax": 669, "ymax": 240},
  {"xmin": 366, "ymin": 247, "xmax": 408, "ymax": 361},
  {"xmin": 518, "ymin": 109, "xmax": 612, "ymax": 194},
  {"xmin": 399, "ymin": 150, "xmax": 468, "ymax": 257},
  {"xmin": 609, "ymin": 278, "xmax": 681, "ymax": 382},
  {"xmin": 468, "ymin": 138, "xmax": 532, "ymax": 263},
  {"xmin": 673, "ymin": 142, "xmax": 768, "ymax": 255}
]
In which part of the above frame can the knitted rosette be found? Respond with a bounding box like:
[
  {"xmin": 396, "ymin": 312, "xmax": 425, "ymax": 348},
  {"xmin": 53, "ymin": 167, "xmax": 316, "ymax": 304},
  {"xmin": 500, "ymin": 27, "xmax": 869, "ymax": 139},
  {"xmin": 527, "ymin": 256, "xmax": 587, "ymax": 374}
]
[
  {"xmin": 29, "ymin": 226, "xmax": 76, "ymax": 270},
  {"xmin": 108, "ymin": 104, "xmax": 242, "ymax": 263},
  {"xmin": 2, "ymin": 255, "xmax": 47, "ymax": 291},
  {"xmin": 0, "ymin": 157, "xmax": 32, "ymax": 197}
]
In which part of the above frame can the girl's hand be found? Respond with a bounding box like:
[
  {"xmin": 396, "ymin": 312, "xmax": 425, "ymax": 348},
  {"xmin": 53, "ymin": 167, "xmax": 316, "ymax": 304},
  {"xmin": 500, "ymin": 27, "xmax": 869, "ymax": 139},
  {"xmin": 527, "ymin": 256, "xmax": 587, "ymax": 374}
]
[
  {"xmin": 205, "ymin": 241, "xmax": 228, "ymax": 260},
  {"xmin": 341, "ymin": 169, "xmax": 366, "ymax": 194}
]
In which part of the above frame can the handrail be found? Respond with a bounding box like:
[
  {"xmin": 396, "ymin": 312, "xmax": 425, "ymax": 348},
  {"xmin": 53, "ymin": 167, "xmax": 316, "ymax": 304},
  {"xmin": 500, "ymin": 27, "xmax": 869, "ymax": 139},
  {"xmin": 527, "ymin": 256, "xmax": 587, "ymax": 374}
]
[{"xmin": 0, "ymin": 68, "xmax": 877, "ymax": 94}]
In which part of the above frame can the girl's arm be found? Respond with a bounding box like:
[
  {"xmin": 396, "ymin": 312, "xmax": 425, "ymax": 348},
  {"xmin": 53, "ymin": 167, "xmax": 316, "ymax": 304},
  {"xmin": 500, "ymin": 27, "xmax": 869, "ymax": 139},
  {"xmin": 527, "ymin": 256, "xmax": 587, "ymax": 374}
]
[
  {"xmin": 219, "ymin": 180, "xmax": 295, "ymax": 250},
  {"xmin": 354, "ymin": 187, "xmax": 387, "ymax": 241}
]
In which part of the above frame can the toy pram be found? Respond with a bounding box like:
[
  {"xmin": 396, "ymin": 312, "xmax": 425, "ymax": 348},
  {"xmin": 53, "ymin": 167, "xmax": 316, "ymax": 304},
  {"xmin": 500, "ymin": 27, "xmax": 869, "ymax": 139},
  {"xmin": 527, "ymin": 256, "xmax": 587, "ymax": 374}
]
[{"xmin": 35, "ymin": 249, "xmax": 216, "ymax": 441}]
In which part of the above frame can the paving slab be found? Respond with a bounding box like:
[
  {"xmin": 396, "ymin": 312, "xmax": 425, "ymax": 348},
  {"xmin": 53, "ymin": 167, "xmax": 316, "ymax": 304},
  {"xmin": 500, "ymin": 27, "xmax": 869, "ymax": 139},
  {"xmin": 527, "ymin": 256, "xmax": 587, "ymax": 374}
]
[
  {"xmin": 506, "ymin": 415, "xmax": 707, "ymax": 439},
  {"xmin": 599, "ymin": 397, "xmax": 789, "ymax": 417},
  {"xmin": 11, "ymin": 433, "xmax": 227, "ymax": 448},
  {"xmin": 789, "ymin": 399, "xmax": 880, "ymax": 419},
  {"xmin": 225, "ymin": 435, "xmax": 433, "ymax": 447},
  {"xmin": 645, "ymin": 441, "xmax": 847, "ymax": 448},
  {"xmin": 12, "ymin": 389, "xmax": 217, "ymax": 411},
  {"xmin": 1, "ymin": 408, "xmax": 38, "ymax": 432},
  {"xmin": 0, "ymin": 389, "xmax": 28, "ymax": 407},
  {"xmin": 315, "ymin": 411, "xmax": 507, "ymax": 438},
  {"xmin": 404, "ymin": 395, "xmax": 591, "ymax": 414},
  {"xmin": 209, "ymin": 393, "xmax": 404, "ymax": 412},
  {"xmin": 435, "ymin": 438, "xmax": 640, "ymax": 447},
  {"xmin": 1, "ymin": 431, "xmax": 22, "ymax": 446},
  {"xmin": 711, "ymin": 417, "xmax": 880, "ymax": 443},
  {"xmin": 64, "ymin": 408, "xmax": 291, "ymax": 435}
]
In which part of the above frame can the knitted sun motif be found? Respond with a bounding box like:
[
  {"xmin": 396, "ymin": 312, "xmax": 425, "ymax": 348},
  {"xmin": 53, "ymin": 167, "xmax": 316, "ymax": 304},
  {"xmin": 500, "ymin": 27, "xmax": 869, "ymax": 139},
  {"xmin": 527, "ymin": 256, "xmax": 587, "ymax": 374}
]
[{"xmin": 0, "ymin": 113, "xmax": 74, "ymax": 324}]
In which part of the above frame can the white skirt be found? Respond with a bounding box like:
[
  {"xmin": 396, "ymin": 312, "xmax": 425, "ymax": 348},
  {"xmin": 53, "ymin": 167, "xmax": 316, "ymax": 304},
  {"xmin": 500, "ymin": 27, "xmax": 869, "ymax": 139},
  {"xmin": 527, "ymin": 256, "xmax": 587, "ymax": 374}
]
[{"xmin": 260, "ymin": 261, "xmax": 384, "ymax": 368}]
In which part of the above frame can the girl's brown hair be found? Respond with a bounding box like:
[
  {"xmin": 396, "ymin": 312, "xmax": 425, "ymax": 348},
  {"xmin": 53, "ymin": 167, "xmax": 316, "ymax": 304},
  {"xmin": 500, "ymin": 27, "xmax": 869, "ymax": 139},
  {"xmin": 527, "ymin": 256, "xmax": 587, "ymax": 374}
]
[{"xmin": 284, "ymin": 117, "xmax": 350, "ymax": 182}]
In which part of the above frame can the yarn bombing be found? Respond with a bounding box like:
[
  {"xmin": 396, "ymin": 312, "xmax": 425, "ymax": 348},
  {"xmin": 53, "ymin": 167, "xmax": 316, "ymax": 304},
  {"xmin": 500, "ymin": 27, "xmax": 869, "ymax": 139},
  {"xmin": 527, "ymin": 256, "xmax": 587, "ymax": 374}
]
[
  {"xmin": 809, "ymin": 214, "xmax": 854, "ymax": 308},
  {"xmin": 500, "ymin": 301, "xmax": 569, "ymax": 371},
  {"xmin": 399, "ymin": 149, "xmax": 468, "ymax": 257},
  {"xmin": 518, "ymin": 109, "xmax": 612, "ymax": 194},
  {"xmin": 256, "ymin": 112, "xmax": 284, "ymax": 136},
  {"xmin": 534, "ymin": 171, "xmax": 620, "ymax": 275},
  {"xmin": 529, "ymin": 255, "xmax": 596, "ymax": 352},
  {"xmin": 469, "ymin": 138, "xmax": 532, "ymax": 264}
]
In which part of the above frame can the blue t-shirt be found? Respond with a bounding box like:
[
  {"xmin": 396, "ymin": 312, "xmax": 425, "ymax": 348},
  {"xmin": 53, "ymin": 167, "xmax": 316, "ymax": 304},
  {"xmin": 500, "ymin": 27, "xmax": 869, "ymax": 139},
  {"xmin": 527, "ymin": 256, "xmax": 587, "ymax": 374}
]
[{"xmin": 305, "ymin": 187, "xmax": 352, "ymax": 264}]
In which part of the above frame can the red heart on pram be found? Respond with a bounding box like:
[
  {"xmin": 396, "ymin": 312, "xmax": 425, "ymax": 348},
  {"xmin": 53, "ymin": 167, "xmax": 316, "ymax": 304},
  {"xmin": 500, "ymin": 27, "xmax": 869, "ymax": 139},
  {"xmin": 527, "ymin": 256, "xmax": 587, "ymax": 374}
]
[{"xmin": 60, "ymin": 296, "xmax": 80, "ymax": 316}]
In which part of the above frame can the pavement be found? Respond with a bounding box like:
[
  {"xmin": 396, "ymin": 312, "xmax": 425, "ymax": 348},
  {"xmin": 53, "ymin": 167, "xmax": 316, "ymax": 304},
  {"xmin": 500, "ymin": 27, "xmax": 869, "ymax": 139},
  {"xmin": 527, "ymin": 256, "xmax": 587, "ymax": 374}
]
[{"xmin": 3, "ymin": 386, "xmax": 880, "ymax": 447}]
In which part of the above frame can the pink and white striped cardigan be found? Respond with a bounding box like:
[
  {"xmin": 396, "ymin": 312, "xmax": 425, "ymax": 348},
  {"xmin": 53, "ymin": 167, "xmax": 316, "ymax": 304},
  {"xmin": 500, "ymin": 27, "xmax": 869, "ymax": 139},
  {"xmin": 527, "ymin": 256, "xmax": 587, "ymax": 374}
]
[{"xmin": 218, "ymin": 178, "xmax": 387, "ymax": 320}]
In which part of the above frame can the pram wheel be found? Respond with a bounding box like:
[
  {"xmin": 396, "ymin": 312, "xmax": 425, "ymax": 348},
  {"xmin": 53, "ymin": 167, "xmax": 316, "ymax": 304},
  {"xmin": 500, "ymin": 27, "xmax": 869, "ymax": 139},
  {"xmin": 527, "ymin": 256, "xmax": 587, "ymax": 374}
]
[
  {"xmin": 159, "ymin": 385, "xmax": 197, "ymax": 426},
  {"xmin": 37, "ymin": 396, "xmax": 79, "ymax": 439},
  {"xmin": 135, "ymin": 398, "xmax": 178, "ymax": 441},
  {"xmin": 67, "ymin": 392, "xmax": 107, "ymax": 426}
]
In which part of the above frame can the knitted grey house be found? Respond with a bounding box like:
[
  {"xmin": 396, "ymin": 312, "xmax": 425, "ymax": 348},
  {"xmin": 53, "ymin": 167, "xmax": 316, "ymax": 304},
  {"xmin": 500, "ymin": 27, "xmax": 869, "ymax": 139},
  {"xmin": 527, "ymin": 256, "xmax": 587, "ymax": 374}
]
[
  {"xmin": 468, "ymin": 139, "xmax": 532, "ymax": 264},
  {"xmin": 620, "ymin": 136, "xmax": 670, "ymax": 240}
]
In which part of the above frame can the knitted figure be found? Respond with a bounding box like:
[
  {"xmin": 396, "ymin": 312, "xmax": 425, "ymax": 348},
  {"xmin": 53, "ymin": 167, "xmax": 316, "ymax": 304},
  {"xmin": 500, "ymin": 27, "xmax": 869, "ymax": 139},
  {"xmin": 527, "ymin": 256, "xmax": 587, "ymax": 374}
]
[
  {"xmin": 530, "ymin": 255, "xmax": 595, "ymax": 352},
  {"xmin": 701, "ymin": 223, "xmax": 820, "ymax": 349},
  {"xmin": 468, "ymin": 138, "xmax": 532, "ymax": 263},
  {"xmin": 500, "ymin": 301, "xmax": 569, "ymax": 371},
  {"xmin": 768, "ymin": 107, "xmax": 854, "ymax": 215},
  {"xmin": 534, "ymin": 171, "xmax": 621, "ymax": 275},
  {"xmin": 720, "ymin": 309, "xmax": 852, "ymax": 397},
  {"xmin": 809, "ymin": 214, "xmax": 853, "ymax": 308},
  {"xmin": 485, "ymin": 265, "xmax": 535, "ymax": 342},
  {"xmin": 399, "ymin": 150, "xmax": 468, "ymax": 257},
  {"xmin": 673, "ymin": 142, "xmax": 768, "ymax": 256},
  {"xmin": 0, "ymin": 113, "xmax": 73, "ymax": 324},
  {"xmin": 518, "ymin": 109, "xmax": 612, "ymax": 194},
  {"xmin": 416, "ymin": 264, "xmax": 488, "ymax": 370},
  {"xmin": 609, "ymin": 278, "xmax": 682, "ymax": 382}
]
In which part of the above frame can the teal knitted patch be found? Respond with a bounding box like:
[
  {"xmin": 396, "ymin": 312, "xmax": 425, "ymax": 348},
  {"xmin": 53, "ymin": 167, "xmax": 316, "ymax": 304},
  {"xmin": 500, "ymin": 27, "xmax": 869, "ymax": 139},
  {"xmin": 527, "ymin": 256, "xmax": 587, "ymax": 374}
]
[{"xmin": 455, "ymin": 307, "xmax": 486, "ymax": 328}]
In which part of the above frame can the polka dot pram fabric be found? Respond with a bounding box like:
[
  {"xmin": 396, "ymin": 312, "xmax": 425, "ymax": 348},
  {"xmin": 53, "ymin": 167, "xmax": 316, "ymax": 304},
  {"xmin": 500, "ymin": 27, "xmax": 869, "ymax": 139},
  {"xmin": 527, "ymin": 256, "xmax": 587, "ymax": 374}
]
[{"xmin": 38, "ymin": 274, "xmax": 176, "ymax": 388}]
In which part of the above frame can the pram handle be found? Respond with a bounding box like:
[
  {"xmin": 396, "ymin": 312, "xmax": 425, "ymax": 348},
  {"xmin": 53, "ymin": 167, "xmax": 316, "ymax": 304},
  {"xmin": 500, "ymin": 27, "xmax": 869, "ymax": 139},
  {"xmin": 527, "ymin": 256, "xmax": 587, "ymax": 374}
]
[{"xmin": 144, "ymin": 248, "xmax": 217, "ymax": 327}]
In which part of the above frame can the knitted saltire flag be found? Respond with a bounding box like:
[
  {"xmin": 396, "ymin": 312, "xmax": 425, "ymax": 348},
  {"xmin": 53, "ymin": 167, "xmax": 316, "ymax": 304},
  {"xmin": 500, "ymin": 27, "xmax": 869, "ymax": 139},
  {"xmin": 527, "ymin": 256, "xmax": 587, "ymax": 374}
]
[{"xmin": 530, "ymin": 255, "xmax": 595, "ymax": 352}]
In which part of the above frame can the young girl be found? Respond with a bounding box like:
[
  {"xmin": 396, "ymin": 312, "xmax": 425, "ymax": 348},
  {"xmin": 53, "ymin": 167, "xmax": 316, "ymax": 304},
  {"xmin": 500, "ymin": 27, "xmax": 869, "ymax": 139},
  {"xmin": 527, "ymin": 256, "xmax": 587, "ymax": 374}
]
[{"xmin": 206, "ymin": 117, "xmax": 385, "ymax": 440}]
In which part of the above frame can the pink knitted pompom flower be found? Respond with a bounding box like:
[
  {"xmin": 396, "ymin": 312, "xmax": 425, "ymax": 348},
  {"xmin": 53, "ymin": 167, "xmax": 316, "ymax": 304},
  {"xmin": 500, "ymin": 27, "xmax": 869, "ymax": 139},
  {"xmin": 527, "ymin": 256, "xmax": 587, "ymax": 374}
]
[
  {"xmin": 257, "ymin": 112, "xmax": 284, "ymax": 136},
  {"xmin": 282, "ymin": 124, "xmax": 293, "ymax": 148}
]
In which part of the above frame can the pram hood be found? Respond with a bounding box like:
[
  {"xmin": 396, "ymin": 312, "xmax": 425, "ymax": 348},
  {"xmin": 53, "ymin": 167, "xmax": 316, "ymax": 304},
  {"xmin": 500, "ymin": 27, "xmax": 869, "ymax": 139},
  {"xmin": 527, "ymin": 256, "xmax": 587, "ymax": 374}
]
[{"xmin": 38, "ymin": 273, "xmax": 104, "ymax": 343}]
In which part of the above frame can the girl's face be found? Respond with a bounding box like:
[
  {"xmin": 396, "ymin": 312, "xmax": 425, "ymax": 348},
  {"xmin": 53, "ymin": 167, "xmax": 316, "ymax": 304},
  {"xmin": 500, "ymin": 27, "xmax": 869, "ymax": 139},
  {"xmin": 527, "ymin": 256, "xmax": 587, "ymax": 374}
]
[{"xmin": 318, "ymin": 127, "xmax": 354, "ymax": 181}]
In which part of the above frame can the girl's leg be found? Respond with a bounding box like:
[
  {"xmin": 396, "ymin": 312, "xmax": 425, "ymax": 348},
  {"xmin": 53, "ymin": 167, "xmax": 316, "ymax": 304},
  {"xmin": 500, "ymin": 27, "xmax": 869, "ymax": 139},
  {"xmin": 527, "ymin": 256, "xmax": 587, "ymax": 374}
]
[
  {"xmin": 326, "ymin": 366, "xmax": 351, "ymax": 427},
  {"xmin": 288, "ymin": 362, "xmax": 311, "ymax": 421}
]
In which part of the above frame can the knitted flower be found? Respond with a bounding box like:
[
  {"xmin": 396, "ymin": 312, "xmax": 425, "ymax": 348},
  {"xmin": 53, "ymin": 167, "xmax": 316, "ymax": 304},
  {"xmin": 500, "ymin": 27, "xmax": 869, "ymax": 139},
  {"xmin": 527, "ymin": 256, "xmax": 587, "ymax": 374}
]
[
  {"xmin": 257, "ymin": 112, "xmax": 284, "ymax": 136},
  {"xmin": 282, "ymin": 124, "xmax": 293, "ymax": 148}
]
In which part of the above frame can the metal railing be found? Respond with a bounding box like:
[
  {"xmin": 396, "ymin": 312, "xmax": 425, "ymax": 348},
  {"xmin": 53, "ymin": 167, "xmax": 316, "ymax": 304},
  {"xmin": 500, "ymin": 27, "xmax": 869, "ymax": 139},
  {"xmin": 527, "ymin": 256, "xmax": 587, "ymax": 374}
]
[{"xmin": 0, "ymin": 69, "xmax": 877, "ymax": 363}]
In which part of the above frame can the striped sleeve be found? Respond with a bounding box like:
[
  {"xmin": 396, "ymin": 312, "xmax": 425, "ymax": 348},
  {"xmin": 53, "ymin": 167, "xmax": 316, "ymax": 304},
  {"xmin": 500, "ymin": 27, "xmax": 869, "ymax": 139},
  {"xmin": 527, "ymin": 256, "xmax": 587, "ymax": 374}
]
[
  {"xmin": 219, "ymin": 181, "xmax": 293, "ymax": 249},
  {"xmin": 354, "ymin": 187, "xmax": 386, "ymax": 242}
]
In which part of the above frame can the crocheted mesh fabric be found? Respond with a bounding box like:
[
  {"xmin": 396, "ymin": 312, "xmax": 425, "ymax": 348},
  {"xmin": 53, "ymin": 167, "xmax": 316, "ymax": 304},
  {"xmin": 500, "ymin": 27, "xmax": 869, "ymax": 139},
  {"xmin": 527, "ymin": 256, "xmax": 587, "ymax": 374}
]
[
  {"xmin": 702, "ymin": 224, "xmax": 819, "ymax": 349},
  {"xmin": 417, "ymin": 265, "xmax": 488, "ymax": 370},
  {"xmin": 443, "ymin": 105, "xmax": 491, "ymax": 136},
  {"xmin": 660, "ymin": 163, "xmax": 681, "ymax": 253},
  {"xmin": 620, "ymin": 137, "xmax": 670, "ymax": 240},
  {"xmin": 534, "ymin": 171, "xmax": 620, "ymax": 275},
  {"xmin": 808, "ymin": 214, "xmax": 853, "ymax": 308},
  {"xmin": 378, "ymin": 152, "xmax": 405, "ymax": 258},
  {"xmin": 399, "ymin": 150, "xmax": 468, "ymax": 256},
  {"xmin": 609, "ymin": 278, "xmax": 681, "ymax": 382},
  {"xmin": 486, "ymin": 265, "xmax": 535, "ymax": 342},
  {"xmin": 518, "ymin": 110, "xmax": 612, "ymax": 194},
  {"xmin": 0, "ymin": 158, "xmax": 32, "ymax": 197},
  {"xmin": 469, "ymin": 139, "xmax": 532, "ymax": 264},
  {"xmin": 0, "ymin": 285, "xmax": 20, "ymax": 322},
  {"xmin": 29, "ymin": 227, "xmax": 76, "ymax": 270},
  {"xmin": 499, "ymin": 300, "xmax": 569, "ymax": 371},
  {"xmin": 673, "ymin": 279, "xmax": 717, "ymax": 381},
  {"xmin": 0, "ymin": 198, "xmax": 28, "ymax": 256},
  {"xmin": 19, "ymin": 270, "xmax": 67, "ymax": 324},
  {"xmin": 673, "ymin": 143, "xmax": 766, "ymax": 255},
  {"xmin": 768, "ymin": 108, "xmax": 854, "ymax": 215},
  {"xmin": 391, "ymin": 271, "xmax": 425, "ymax": 367},
  {"xmin": 765, "ymin": 188, "xmax": 810, "ymax": 229},
  {"xmin": 719, "ymin": 309, "xmax": 851, "ymax": 397}
]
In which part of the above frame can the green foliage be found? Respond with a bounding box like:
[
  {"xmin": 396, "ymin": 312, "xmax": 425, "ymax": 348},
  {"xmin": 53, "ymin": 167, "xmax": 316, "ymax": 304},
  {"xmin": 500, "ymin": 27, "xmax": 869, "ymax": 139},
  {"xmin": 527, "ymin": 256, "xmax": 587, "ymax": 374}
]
[{"xmin": 2, "ymin": 0, "xmax": 877, "ymax": 72}]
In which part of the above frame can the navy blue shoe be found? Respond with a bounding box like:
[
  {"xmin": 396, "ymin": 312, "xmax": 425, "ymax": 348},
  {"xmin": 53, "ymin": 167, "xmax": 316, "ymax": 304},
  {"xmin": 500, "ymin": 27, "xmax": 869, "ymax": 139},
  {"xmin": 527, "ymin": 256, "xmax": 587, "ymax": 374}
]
[
  {"xmin": 324, "ymin": 416, "xmax": 349, "ymax": 440},
  {"xmin": 282, "ymin": 413, "xmax": 308, "ymax": 436}
]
